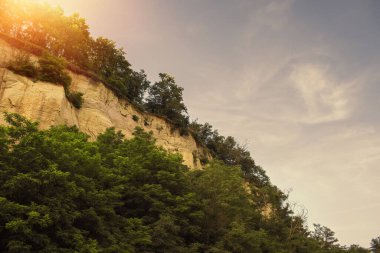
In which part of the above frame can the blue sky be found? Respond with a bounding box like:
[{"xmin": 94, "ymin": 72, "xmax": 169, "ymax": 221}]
[{"xmin": 52, "ymin": 0, "xmax": 380, "ymax": 247}]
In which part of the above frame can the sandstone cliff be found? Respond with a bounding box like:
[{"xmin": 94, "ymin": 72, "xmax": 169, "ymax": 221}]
[{"xmin": 0, "ymin": 39, "xmax": 207, "ymax": 169}]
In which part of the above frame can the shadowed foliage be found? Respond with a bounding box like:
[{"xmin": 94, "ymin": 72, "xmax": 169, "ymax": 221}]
[{"xmin": 0, "ymin": 114, "xmax": 371, "ymax": 252}]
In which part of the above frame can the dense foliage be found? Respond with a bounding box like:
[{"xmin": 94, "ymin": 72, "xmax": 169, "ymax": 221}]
[
  {"xmin": 7, "ymin": 53, "xmax": 83, "ymax": 109},
  {"xmin": 0, "ymin": 114, "xmax": 372, "ymax": 253},
  {"xmin": 37, "ymin": 54, "xmax": 71, "ymax": 88},
  {"xmin": 0, "ymin": 0, "xmax": 149, "ymax": 106},
  {"xmin": 66, "ymin": 91, "xmax": 84, "ymax": 109},
  {"xmin": 7, "ymin": 54, "xmax": 38, "ymax": 79},
  {"xmin": 145, "ymin": 73, "xmax": 190, "ymax": 134},
  {"xmin": 189, "ymin": 121, "xmax": 269, "ymax": 186}
]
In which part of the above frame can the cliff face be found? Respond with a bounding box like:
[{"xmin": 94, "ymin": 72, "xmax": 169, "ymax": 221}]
[{"xmin": 0, "ymin": 39, "xmax": 206, "ymax": 169}]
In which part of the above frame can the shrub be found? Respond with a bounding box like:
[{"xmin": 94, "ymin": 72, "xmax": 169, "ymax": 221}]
[
  {"xmin": 38, "ymin": 53, "xmax": 71, "ymax": 88},
  {"xmin": 66, "ymin": 91, "xmax": 84, "ymax": 109},
  {"xmin": 132, "ymin": 115, "xmax": 139, "ymax": 122},
  {"xmin": 6, "ymin": 52, "xmax": 84, "ymax": 109},
  {"xmin": 143, "ymin": 117, "xmax": 150, "ymax": 126},
  {"xmin": 7, "ymin": 54, "xmax": 38, "ymax": 79}
]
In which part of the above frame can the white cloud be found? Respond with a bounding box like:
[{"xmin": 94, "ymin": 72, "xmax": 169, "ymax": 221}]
[{"xmin": 289, "ymin": 63, "xmax": 351, "ymax": 124}]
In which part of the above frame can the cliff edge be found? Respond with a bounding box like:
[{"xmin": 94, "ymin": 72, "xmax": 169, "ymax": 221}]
[{"xmin": 0, "ymin": 39, "xmax": 206, "ymax": 169}]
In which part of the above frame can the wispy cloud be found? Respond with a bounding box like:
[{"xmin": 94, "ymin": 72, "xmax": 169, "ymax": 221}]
[{"xmin": 289, "ymin": 63, "xmax": 350, "ymax": 124}]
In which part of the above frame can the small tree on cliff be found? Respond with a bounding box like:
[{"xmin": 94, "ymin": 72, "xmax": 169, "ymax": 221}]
[{"xmin": 145, "ymin": 73, "xmax": 189, "ymax": 132}]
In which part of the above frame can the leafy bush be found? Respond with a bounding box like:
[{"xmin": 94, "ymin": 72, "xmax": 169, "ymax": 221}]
[
  {"xmin": 7, "ymin": 52, "xmax": 85, "ymax": 109},
  {"xmin": 66, "ymin": 91, "xmax": 84, "ymax": 109},
  {"xmin": 38, "ymin": 54, "xmax": 71, "ymax": 88},
  {"xmin": 7, "ymin": 54, "xmax": 38, "ymax": 79},
  {"xmin": 132, "ymin": 114, "xmax": 139, "ymax": 122}
]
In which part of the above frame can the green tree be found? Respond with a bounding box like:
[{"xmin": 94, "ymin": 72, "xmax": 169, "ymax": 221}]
[
  {"xmin": 89, "ymin": 37, "xmax": 149, "ymax": 103},
  {"xmin": 0, "ymin": 113, "xmax": 150, "ymax": 252},
  {"xmin": 97, "ymin": 127, "xmax": 202, "ymax": 252},
  {"xmin": 2, "ymin": 0, "xmax": 149, "ymax": 105},
  {"xmin": 190, "ymin": 162, "xmax": 267, "ymax": 252},
  {"xmin": 189, "ymin": 121, "xmax": 269, "ymax": 186},
  {"xmin": 312, "ymin": 224, "xmax": 339, "ymax": 250},
  {"xmin": 371, "ymin": 237, "xmax": 380, "ymax": 253},
  {"xmin": 346, "ymin": 244, "xmax": 370, "ymax": 253},
  {"xmin": 146, "ymin": 73, "xmax": 189, "ymax": 132}
]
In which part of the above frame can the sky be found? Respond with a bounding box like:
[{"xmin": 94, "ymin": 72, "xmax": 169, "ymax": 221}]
[{"xmin": 44, "ymin": 0, "xmax": 380, "ymax": 247}]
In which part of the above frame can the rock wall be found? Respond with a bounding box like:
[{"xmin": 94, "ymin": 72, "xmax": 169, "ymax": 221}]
[{"xmin": 0, "ymin": 39, "xmax": 207, "ymax": 169}]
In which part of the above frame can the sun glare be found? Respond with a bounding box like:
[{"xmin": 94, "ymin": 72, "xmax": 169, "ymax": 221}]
[
  {"xmin": 28, "ymin": 0, "xmax": 62, "ymax": 4},
  {"xmin": 18, "ymin": 0, "xmax": 76, "ymax": 9},
  {"xmin": 11, "ymin": 0, "xmax": 58, "ymax": 7},
  {"xmin": 16, "ymin": 0, "xmax": 81, "ymax": 15}
]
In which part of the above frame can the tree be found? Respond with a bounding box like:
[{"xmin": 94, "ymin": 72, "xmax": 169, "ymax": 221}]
[
  {"xmin": 146, "ymin": 73, "xmax": 189, "ymax": 132},
  {"xmin": 89, "ymin": 37, "xmax": 131, "ymax": 80},
  {"xmin": 190, "ymin": 162, "xmax": 266, "ymax": 251},
  {"xmin": 128, "ymin": 69, "xmax": 150, "ymax": 105},
  {"xmin": 371, "ymin": 237, "xmax": 380, "ymax": 253},
  {"xmin": 59, "ymin": 13, "xmax": 91, "ymax": 67},
  {"xmin": 189, "ymin": 121, "xmax": 269, "ymax": 186},
  {"xmin": 2, "ymin": 0, "xmax": 149, "ymax": 104},
  {"xmin": 347, "ymin": 244, "xmax": 370, "ymax": 253},
  {"xmin": 88, "ymin": 37, "xmax": 150, "ymax": 103},
  {"xmin": 312, "ymin": 224, "xmax": 339, "ymax": 250},
  {"xmin": 0, "ymin": 113, "xmax": 364, "ymax": 252},
  {"xmin": 97, "ymin": 127, "xmax": 204, "ymax": 252},
  {"xmin": 0, "ymin": 114, "xmax": 151, "ymax": 252}
]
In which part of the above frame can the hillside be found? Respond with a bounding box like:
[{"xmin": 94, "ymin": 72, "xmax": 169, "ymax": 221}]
[{"xmin": 0, "ymin": 39, "xmax": 208, "ymax": 169}]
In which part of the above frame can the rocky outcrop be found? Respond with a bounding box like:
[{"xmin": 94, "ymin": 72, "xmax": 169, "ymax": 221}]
[{"xmin": 0, "ymin": 39, "xmax": 208, "ymax": 169}]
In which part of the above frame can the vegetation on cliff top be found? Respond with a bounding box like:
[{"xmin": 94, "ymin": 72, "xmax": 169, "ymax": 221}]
[
  {"xmin": 7, "ymin": 53, "xmax": 84, "ymax": 109},
  {"xmin": 0, "ymin": 0, "xmax": 194, "ymax": 131},
  {"xmin": 0, "ymin": 0, "xmax": 151, "ymax": 112}
]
